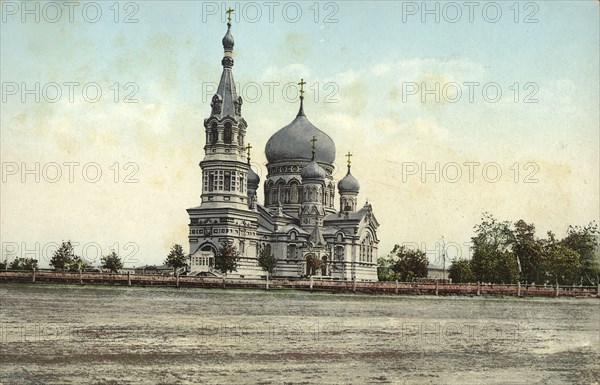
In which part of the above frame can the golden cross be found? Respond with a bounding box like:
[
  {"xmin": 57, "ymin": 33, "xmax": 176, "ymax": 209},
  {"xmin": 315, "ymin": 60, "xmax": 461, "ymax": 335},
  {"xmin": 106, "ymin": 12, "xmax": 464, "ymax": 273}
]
[
  {"xmin": 346, "ymin": 151, "xmax": 353, "ymax": 166},
  {"xmin": 245, "ymin": 143, "xmax": 252, "ymax": 159},
  {"xmin": 310, "ymin": 136, "xmax": 317, "ymax": 152},
  {"xmin": 226, "ymin": 7, "xmax": 234, "ymax": 23},
  {"xmin": 298, "ymin": 78, "xmax": 306, "ymax": 97}
]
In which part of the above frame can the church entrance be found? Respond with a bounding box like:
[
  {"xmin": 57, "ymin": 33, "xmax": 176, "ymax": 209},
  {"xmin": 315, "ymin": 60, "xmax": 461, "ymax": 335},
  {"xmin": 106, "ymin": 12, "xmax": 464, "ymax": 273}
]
[
  {"xmin": 305, "ymin": 254, "xmax": 330, "ymax": 277},
  {"xmin": 305, "ymin": 254, "xmax": 319, "ymax": 276},
  {"xmin": 190, "ymin": 244, "xmax": 215, "ymax": 274}
]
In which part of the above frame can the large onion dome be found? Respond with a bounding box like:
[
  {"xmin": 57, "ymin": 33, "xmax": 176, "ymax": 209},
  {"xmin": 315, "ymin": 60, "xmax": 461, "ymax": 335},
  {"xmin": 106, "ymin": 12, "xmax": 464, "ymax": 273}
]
[{"xmin": 265, "ymin": 98, "xmax": 335, "ymax": 164}]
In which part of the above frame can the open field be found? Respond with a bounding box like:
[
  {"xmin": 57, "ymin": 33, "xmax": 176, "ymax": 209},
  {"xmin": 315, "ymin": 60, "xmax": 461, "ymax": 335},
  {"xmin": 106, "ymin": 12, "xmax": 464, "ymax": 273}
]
[{"xmin": 0, "ymin": 283, "xmax": 598, "ymax": 384}]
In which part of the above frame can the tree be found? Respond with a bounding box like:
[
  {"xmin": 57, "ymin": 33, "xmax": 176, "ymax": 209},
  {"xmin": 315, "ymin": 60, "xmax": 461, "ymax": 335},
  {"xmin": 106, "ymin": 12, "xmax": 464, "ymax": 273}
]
[
  {"xmin": 257, "ymin": 247, "xmax": 277, "ymax": 277},
  {"xmin": 50, "ymin": 241, "xmax": 77, "ymax": 271},
  {"xmin": 471, "ymin": 213, "xmax": 519, "ymax": 283},
  {"xmin": 165, "ymin": 244, "xmax": 187, "ymax": 273},
  {"xmin": 543, "ymin": 244, "xmax": 581, "ymax": 285},
  {"xmin": 510, "ymin": 219, "xmax": 544, "ymax": 284},
  {"xmin": 560, "ymin": 222, "xmax": 599, "ymax": 285},
  {"xmin": 101, "ymin": 251, "xmax": 124, "ymax": 273},
  {"xmin": 69, "ymin": 256, "xmax": 94, "ymax": 272},
  {"xmin": 377, "ymin": 255, "xmax": 396, "ymax": 281},
  {"xmin": 9, "ymin": 258, "xmax": 38, "ymax": 271},
  {"xmin": 214, "ymin": 242, "xmax": 240, "ymax": 275},
  {"xmin": 448, "ymin": 259, "xmax": 475, "ymax": 283},
  {"xmin": 306, "ymin": 255, "xmax": 324, "ymax": 276},
  {"xmin": 389, "ymin": 245, "xmax": 429, "ymax": 282}
]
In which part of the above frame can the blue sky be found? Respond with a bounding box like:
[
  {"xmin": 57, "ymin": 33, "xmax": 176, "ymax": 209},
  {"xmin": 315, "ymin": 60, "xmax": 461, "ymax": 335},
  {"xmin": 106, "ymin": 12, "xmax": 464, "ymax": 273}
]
[{"xmin": 1, "ymin": 1, "xmax": 599, "ymax": 267}]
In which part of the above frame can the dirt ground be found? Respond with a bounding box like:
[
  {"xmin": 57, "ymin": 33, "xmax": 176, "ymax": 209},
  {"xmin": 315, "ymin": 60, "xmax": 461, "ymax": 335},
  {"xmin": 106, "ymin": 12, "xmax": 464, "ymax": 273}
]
[{"xmin": 0, "ymin": 283, "xmax": 598, "ymax": 384}]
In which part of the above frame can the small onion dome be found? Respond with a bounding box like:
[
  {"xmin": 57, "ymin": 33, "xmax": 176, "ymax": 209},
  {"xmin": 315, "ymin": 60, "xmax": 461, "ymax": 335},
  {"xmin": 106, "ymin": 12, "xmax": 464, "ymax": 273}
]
[
  {"xmin": 338, "ymin": 167, "xmax": 360, "ymax": 193},
  {"xmin": 301, "ymin": 160, "xmax": 326, "ymax": 181},
  {"xmin": 222, "ymin": 24, "xmax": 234, "ymax": 50},
  {"xmin": 247, "ymin": 166, "xmax": 260, "ymax": 188}
]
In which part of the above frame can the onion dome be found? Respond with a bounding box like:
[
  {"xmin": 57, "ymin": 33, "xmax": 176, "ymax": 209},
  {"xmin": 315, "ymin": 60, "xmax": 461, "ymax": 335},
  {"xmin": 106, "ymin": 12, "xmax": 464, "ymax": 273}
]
[
  {"xmin": 301, "ymin": 160, "xmax": 326, "ymax": 181},
  {"xmin": 247, "ymin": 166, "xmax": 260, "ymax": 188},
  {"xmin": 265, "ymin": 96, "xmax": 335, "ymax": 164},
  {"xmin": 338, "ymin": 166, "xmax": 360, "ymax": 193},
  {"xmin": 222, "ymin": 23, "xmax": 234, "ymax": 50}
]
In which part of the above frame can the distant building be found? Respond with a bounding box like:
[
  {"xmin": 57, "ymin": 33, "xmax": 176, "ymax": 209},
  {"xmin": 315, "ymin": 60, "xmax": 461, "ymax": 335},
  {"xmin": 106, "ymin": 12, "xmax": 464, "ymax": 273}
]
[
  {"xmin": 186, "ymin": 21, "xmax": 380, "ymax": 280},
  {"xmin": 427, "ymin": 266, "xmax": 450, "ymax": 281},
  {"xmin": 134, "ymin": 265, "xmax": 173, "ymax": 275}
]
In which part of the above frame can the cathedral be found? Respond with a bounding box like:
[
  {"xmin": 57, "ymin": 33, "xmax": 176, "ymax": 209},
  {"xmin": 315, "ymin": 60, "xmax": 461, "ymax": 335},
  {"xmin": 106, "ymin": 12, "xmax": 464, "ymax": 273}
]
[{"xmin": 186, "ymin": 19, "xmax": 380, "ymax": 281}]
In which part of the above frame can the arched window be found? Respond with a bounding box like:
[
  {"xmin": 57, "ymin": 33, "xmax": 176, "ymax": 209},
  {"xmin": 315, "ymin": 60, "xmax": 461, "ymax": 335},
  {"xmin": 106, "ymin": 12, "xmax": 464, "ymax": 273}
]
[
  {"xmin": 266, "ymin": 181, "xmax": 274, "ymax": 205},
  {"xmin": 335, "ymin": 245, "xmax": 344, "ymax": 260},
  {"xmin": 224, "ymin": 122, "xmax": 232, "ymax": 144},
  {"xmin": 289, "ymin": 181, "xmax": 299, "ymax": 203},
  {"xmin": 287, "ymin": 244, "xmax": 296, "ymax": 259},
  {"xmin": 275, "ymin": 180, "xmax": 285, "ymax": 203},
  {"xmin": 211, "ymin": 122, "xmax": 218, "ymax": 145}
]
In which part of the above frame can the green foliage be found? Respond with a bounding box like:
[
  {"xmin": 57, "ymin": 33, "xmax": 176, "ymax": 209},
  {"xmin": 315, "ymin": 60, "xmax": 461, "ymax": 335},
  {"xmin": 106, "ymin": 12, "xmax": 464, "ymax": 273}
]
[
  {"xmin": 306, "ymin": 254, "xmax": 324, "ymax": 276},
  {"xmin": 468, "ymin": 213, "xmax": 596, "ymax": 285},
  {"xmin": 510, "ymin": 220, "xmax": 544, "ymax": 284},
  {"xmin": 471, "ymin": 214, "xmax": 519, "ymax": 283},
  {"xmin": 389, "ymin": 245, "xmax": 429, "ymax": 282},
  {"xmin": 543, "ymin": 244, "xmax": 581, "ymax": 285},
  {"xmin": 69, "ymin": 256, "xmax": 94, "ymax": 272},
  {"xmin": 257, "ymin": 247, "xmax": 277, "ymax": 277},
  {"xmin": 472, "ymin": 213, "xmax": 513, "ymax": 253},
  {"xmin": 214, "ymin": 242, "xmax": 240, "ymax": 275},
  {"xmin": 164, "ymin": 244, "xmax": 187, "ymax": 272},
  {"xmin": 101, "ymin": 251, "xmax": 124, "ymax": 273},
  {"xmin": 377, "ymin": 256, "xmax": 396, "ymax": 281},
  {"xmin": 0, "ymin": 259, "xmax": 7, "ymax": 270},
  {"xmin": 8, "ymin": 257, "xmax": 38, "ymax": 271},
  {"xmin": 50, "ymin": 241, "xmax": 77, "ymax": 271},
  {"xmin": 448, "ymin": 259, "xmax": 475, "ymax": 283},
  {"xmin": 560, "ymin": 222, "xmax": 599, "ymax": 285}
]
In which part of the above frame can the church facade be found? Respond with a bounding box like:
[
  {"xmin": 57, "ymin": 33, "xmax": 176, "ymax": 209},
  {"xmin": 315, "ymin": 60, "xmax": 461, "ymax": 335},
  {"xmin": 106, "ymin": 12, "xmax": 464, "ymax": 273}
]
[{"xmin": 186, "ymin": 20, "xmax": 379, "ymax": 281}]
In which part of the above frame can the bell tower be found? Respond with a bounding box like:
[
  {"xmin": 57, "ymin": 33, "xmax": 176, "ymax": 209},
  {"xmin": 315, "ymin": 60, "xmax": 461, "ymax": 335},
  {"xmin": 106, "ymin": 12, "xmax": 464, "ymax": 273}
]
[{"xmin": 200, "ymin": 13, "xmax": 250, "ymax": 209}]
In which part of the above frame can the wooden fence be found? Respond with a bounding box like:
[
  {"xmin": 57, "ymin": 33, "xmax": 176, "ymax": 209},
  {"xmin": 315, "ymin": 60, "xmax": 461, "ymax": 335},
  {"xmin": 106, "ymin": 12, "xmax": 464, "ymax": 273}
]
[{"xmin": 0, "ymin": 270, "xmax": 598, "ymax": 298}]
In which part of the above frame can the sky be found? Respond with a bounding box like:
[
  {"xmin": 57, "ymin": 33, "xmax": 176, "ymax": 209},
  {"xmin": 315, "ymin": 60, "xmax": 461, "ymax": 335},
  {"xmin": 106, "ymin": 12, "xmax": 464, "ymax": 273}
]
[{"xmin": 1, "ymin": 0, "xmax": 599, "ymax": 268}]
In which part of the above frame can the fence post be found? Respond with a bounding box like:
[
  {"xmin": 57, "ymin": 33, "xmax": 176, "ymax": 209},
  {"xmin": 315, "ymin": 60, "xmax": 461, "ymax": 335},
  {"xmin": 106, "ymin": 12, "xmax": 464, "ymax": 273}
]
[
  {"xmin": 310, "ymin": 276, "xmax": 313, "ymax": 291},
  {"xmin": 127, "ymin": 271, "xmax": 131, "ymax": 287},
  {"xmin": 352, "ymin": 277, "xmax": 356, "ymax": 293},
  {"xmin": 477, "ymin": 282, "xmax": 481, "ymax": 296},
  {"xmin": 517, "ymin": 281, "xmax": 521, "ymax": 297},
  {"xmin": 555, "ymin": 282, "xmax": 559, "ymax": 297},
  {"xmin": 597, "ymin": 283, "xmax": 600, "ymax": 298},
  {"xmin": 435, "ymin": 280, "xmax": 439, "ymax": 296},
  {"xmin": 222, "ymin": 277, "xmax": 226, "ymax": 289},
  {"xmin": 395, "ymin": 279, "xmax": 398, "ymax": 294},
  {"xmin": 266, "ymin": 275, "xmax": 269, "ymax": 290},
  {"xmin": 79, "ymin": 268, "xmax": 83, "ymax": 285},
  {"xmin": 176, "ymin": 273, "xmax": 180, "ymax": 288},
  {"xmin": 32, "ymin": 268, "xmax": 36, "ymax": 283}
]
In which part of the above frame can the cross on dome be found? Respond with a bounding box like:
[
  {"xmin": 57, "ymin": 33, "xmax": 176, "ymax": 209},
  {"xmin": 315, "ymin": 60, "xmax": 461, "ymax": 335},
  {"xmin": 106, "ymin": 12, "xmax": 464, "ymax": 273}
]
[
  {"xmin": 298, "ymin": 78, "xmax": 306, "ymax": 97},
  {"xmin": 226, "ymin": 7, "xmax": 234, "ymax": 23},
  {"xmin": 310, "ymin": 135, "xmax": 317, "ymax": 160},
  {"xmin": 245, "ymin": 143, "xmax": 252, "ymax": 163}
]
